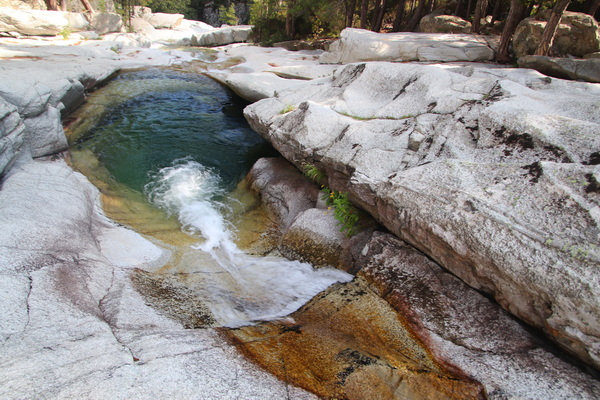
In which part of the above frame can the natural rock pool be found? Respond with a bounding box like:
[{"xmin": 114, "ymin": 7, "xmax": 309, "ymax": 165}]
[{"xmin": 66, "ymin": 67, "xmax": 351, "ymax": 328}]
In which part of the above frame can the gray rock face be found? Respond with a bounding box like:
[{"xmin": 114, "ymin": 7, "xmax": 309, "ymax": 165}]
[
  {"xmin": 0, "ymin": 159, "xmax": 317, "ymax": 400},
  {"xmin": 0, "ymin": 97, "xmax": 24, "ymax": 176},
  {"xmin": 246, "ymin": 157, "xmax": 319, "ymax": 231},
  {"xmin": 358, "ymin": 232, "xmax": 600, "ymax": 399},
  {"xmin": 518, "ymin": 55, "xmax": 600, "ymax": 83},
  {"xmin": 0, "ymin": 8, "xmax": 88, "ymax": 35},
  {"xmin": 319, "ymin": 28, "xmax": 495, "ymax": 63},
  {"xmin": 0, "ymin": 54, "xmax": 119, "ymax": 175},
  {"xmin": 513, "ymin": 11, "xmax": 600, "ymax": 58},
  {"xmin": 143, "ymin": 12, "xmax": 183, "ymax": 29},
  {"xmin": 88, "ymin": 12, "xmax": 123, "ymax": 35},
  {"xmin": 420, "ymin": 14, "xmax": 472, "ymax": 33},
  {"xmin": 244, "ymin": 61, "xmax": 600, "ymax": 369},
  {"xmin": 191, "ymin": 25, "xmax": 252, "ymax": 47}
]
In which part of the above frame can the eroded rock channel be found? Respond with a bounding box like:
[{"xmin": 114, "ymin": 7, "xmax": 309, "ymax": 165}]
[
  {"xmin": 1, "ymin": 35, "xmax": 599, "ymax": 399},
  {"xmin": 63, "ymin": 63, "xmax": 600, "ymax": 399}
]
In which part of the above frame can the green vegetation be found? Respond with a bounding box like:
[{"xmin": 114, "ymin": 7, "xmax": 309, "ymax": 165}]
[
  {"xmin": 280, "ymin": 104, "xmax": 296, "ymax": 114},
  {"xmin": 322, "ymin": 188, "xmax": 362, "ymax": 237},
  {"xmin": 302, "ymin": 163, "xmax": 363, "ymax": 237},
  {"xmin": 302, "ymin": 163, "xmax": 326, "ymax": 184},
  {"xmin": 219, "ymin": 4, "xmax": 239, "ymax": 25},
  {"xmin": 107, "ymin": 0, "xmax": 598, "ymax": 61},
  {"xmin": 59, "ymin": 25, "xmax": 71, "ymax": 40}
]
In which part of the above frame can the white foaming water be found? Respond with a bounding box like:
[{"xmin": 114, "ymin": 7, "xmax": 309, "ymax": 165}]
[{"xmin": 145, "ymin": 159, "xmax": 353, "ymax": 327}]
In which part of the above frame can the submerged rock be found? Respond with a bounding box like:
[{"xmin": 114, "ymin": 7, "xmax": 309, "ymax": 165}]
[
  {"xmin": 228, "ymin": 277, "xmax": 487, "ymax": 400},
  {"xmin": 244, "ymin": 61, "xmax": 600, "ymax": 370}
]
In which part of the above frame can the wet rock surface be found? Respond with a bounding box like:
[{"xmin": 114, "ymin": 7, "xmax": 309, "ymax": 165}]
[{"xmin": 227, "ymin": 278, "xmax": 486, "ymax": 400}]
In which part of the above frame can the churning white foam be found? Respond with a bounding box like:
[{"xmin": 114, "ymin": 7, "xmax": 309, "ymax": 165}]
[{"xmin": 145, "ymin": 159, "xmax": 352, "ymax": 327}]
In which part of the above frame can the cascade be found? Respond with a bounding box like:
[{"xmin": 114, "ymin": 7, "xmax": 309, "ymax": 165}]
[{"xmin": 69, "ymin": 67, "xmax": 351, "ymax": 327}]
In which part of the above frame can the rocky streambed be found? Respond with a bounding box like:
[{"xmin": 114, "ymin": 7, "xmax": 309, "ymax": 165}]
[{"xmin": 0, "ymin": 23, "xmax": 599, "ymax": 400}]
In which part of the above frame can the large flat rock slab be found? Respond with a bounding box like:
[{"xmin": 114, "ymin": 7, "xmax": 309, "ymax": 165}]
[
  {"xmin": 0, "ymin": 38, "xmax": 318, "ymax": 399},
  {"xmin": 244, "ymin": 61, "xmax": 600, "ymax": 370},
  {"xmin": 0, "ymin": 158, "xmax": 318, "ymax": 399},
  {"xmin": 320, "ymin": 28, "xmax": 496, "ymax": 63}
]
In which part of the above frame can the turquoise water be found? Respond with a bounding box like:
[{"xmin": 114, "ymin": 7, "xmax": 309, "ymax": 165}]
[{"xmin": 73, "ymin": 68, "xmax": 275, "ymax": 192}]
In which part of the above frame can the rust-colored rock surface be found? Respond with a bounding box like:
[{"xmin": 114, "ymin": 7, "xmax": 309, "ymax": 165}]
[{"xmin": 226, "ymin": 278, "xmax": 485, "ymax": 400}]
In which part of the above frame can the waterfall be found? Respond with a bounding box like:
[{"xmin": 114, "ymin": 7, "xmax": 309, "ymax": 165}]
[{"xmin": 145, "ymin": 158, "xmax": 353, "ymax": 327}]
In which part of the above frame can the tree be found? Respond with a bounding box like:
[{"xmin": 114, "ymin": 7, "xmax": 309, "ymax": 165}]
[
  {"xmin": 391, "ymin": 0, "xmax": 407, "ymax": 31},
  {"xmin": 43, "ymin": 0, "xmax": 58, "ymax": 10},
  {"xmin": 534, "ymin": 0, "xmax": 572, "ymax": 55},
  {"xmin": 360, "ymin": 0, "xmax": 370, "ymax": 28},
  {"xmin": 346, "ymin": 0, "xmax": 358, "ymax": 26},
  {"xmin": 405, "ymin": 0, "xmax": 427, "ymax": 31},
  {"xmin": 588, "ymin": 0, "xmax": 600, "ymax": 15},
  {"xmin": 146, "ymin": 0, "xmax": 192, "ymax": 15},
  {"xmin": 219, "ymin": 3, "xmax": 238, "ymax": 25},
  {"xmin": 496, "ymin": 0, "xmax": 527, "ymax": 62},
  {"xmin": 471, "ymin": 0, "xmax": 489, "ymax": 32}
]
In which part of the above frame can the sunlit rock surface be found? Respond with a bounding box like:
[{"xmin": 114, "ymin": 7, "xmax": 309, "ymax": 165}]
[
  {"xmin": 319, "ymin": 28, "xmax": 496, "ymax": 63},
  {"xmin": 0, "ymin": 37, "xmax": 319, "ymax": 399},
  {"xmin": 205, "ymin": 44, "xmax": 336, "ymax": 102},
  {"xmin": 0, "ymin": 159, "xmax": 317, "ymax": 399},
  {"xmin": 243, "ymin": 155, "xmax": 600, "ymax": 398},
  {"xmin": 244, "ymin": 61, "xmax": 600, "ymax": 370},
  {"xmin": 191, "ymin": 25, "xmax": 253, "ymax": 47}
]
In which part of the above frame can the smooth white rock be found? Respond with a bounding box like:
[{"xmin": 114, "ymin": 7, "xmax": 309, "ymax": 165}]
[
  {"xmin": 244, "ymin": 61, "xmax": 600, "ymax": 369},
  {"xmin": 143, "ymin": 12, "xmax": 183, "ymax": 29},
  {"xmin": 191, "ymin": 25, "xmax": 252, "ymax": 47},
  {"xmin": 319, "ymin": 28, "xmax": 495, "ymax": 63}
]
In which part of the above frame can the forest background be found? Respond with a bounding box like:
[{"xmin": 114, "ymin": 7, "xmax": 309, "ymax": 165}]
[{"xmin": 42, "ymin": 0, "xmax": 600, "ymax": 62}]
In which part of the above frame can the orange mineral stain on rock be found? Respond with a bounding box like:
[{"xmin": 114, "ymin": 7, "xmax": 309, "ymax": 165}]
[{"xmin": 225, "ymin": 277, "xmax": 485, "ymax": 400}]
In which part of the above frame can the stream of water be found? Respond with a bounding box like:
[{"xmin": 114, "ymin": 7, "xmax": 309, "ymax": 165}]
[{"xmin": 68, "ymin": 67, "xmax": 351, "ymax": 327}]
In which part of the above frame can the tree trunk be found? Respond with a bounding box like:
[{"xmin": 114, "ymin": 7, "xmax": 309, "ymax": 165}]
[
  {"xmin": 405, "ymin": 0, "xmax": 426, "ymax": 31},
  {"xmin": 496, "ymin": 0, "xmax": 527, "ymax": 63},
  {"xmin": 80, "ymin": 0, "xmax": 95, "ymax": 14},
  {"xmin": 454, "ymin": 0, "xmax": 464, "ymax": 17},
  {"xmin": 286, "ymin": 0, "xmax": 296, "ymax": 38},
  {"xmin": 360, "ymin": 0, "xmax": 370, "ymax": 28},
  {"xmin": 44, "ymin": 0, "xmax": 58, "ymax": 10},
  {"xmin": 392, "ymin": 0, "xmax": 406, "ymax": 31},
  {"xmin": 59, "ymin": 0, "xmax": 67, "ymax": 11},
  {"xmin": 373, "ymin": 0, "xmax": 388, "ymax": 31},
  {"xmin": 587, "ymin": 0, "xmax": 600, "ymax": 15},
  {"xmin": 371, "ymin": 0, "xmax": 382, "ymax": 29},
  {"xmin": 491, "ymin": 0, "xmax": 502, "ymax": 23},
  {"xmin": 427, "ymin": 0, "xmax": 435, "ymax": 13},
  {"xmin": 471, "ymin": 0, "xmax": 489, "ymax": 32},
  {"xmin": 346, "ymin": 0, "xmax": 358, "ymax": 27},
  {"xmin": 465, "ymin": 0, "xmax": 474, "ymax": 19},
  {"xmin": 535, "ymin": 0, "xmax": 571, "ymax": 56}
]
